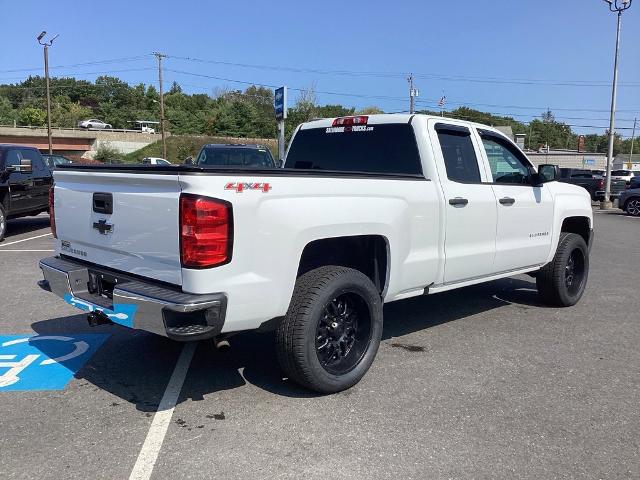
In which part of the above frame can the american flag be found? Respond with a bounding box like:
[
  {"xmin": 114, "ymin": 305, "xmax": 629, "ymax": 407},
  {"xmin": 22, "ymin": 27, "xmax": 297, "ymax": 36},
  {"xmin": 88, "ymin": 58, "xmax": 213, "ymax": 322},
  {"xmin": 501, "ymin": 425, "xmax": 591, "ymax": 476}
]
[{"xmin": 438, "ymin": 95, "xmax": 446, "ymax": 108}]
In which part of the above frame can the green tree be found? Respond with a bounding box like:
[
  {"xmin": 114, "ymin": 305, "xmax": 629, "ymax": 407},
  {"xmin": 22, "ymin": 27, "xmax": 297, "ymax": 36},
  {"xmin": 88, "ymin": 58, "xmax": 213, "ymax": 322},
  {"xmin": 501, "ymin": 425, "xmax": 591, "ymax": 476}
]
[
  {"xmin": 17, "ymin": 106, "xmax": 46, "ymax": 126},
  {"xmin": 357, "ymin": 106, "xmax": 384, "ymax": 115},
  {"xmin": 0, "ymin": 96, "xmax": 16, "ymax": 125}
]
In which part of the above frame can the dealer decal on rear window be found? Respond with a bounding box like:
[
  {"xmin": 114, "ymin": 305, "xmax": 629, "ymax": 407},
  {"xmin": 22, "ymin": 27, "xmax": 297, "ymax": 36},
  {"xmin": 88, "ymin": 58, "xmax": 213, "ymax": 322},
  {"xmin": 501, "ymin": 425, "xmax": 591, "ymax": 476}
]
[{"xmin": 325, "ymin": 125, "xmax": 374, "ymax": 134}]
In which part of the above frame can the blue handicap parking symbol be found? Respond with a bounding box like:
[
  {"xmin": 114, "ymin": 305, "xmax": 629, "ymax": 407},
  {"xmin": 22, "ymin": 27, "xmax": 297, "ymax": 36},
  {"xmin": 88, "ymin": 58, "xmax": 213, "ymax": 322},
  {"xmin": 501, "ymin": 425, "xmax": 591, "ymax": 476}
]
[
  {"xmin": 0, "ymin": 334, "xmax": 109, "ymax": 391},
  {"xmin": 63, "ymin": 294, "xmax": 137, "ymax": 328}
]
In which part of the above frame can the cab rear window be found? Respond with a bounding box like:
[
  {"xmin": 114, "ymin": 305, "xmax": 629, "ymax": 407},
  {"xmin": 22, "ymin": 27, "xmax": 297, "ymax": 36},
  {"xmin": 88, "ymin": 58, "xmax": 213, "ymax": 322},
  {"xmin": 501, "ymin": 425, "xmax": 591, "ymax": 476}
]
[{"xmin": 285, "ymin": 124, "xmax": 422, "ymax": 175}]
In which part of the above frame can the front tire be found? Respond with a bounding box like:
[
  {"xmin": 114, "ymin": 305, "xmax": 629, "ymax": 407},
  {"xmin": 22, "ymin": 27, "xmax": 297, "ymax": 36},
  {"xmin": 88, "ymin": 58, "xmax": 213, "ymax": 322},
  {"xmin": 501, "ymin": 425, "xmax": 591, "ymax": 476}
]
[
  {"xmin": 0, "ymin": 203, "xmax": 6, "ymax": 241},
  {"xmin": 276, "ymin": 266, "xmax": 383, "ymax": 393},
  {"xmin": 625, "ymin": 198, "xmax": 640, "ymax": 217},
  {"xmin": 536, "ymin": 232, "xmax": 589, "ymax": 307}
]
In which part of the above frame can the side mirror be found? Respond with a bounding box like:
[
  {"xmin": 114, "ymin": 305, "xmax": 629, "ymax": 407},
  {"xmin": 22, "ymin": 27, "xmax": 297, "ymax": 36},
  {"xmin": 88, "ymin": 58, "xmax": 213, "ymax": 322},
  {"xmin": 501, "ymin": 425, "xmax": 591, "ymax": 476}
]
[
  {"xmin": 275, "ymin": 160, "xmax": 283, "ymax": 168},
  {"xmin": 19, "ymin": 158, "xmax": 32, "ymax": 173},
  {"xmin": 537, "ymin": 164, "xmax": 560, "ymax": 183},
  {"xmin": 184, "ymin": 156, "xmax": 193, "ymax": 165}
]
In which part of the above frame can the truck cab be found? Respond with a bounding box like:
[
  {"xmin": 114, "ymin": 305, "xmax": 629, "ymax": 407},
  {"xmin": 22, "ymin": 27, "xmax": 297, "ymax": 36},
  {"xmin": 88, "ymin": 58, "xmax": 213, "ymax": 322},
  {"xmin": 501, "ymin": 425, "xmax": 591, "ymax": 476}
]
[{"xmin": 0, "ymin": 145, "xmax": 52, "ymax": 241}]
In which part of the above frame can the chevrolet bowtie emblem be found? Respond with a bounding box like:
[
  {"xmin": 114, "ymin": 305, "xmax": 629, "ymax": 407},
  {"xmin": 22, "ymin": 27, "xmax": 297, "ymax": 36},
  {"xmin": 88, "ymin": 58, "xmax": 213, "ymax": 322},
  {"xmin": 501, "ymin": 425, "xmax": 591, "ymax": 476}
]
[{"xmin": 93, "ymin": 219, "xmax": 113, "ymax": 235}]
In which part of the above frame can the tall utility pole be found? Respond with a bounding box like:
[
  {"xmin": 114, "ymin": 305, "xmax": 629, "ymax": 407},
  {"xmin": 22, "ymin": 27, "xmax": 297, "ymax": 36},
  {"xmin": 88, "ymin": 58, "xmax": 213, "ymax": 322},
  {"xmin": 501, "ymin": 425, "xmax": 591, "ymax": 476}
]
[
  {"xmin": 37, "ymin": 31, "xmax": 58, "ymax": 154},
  {"xmin": 601, "ymin": 0, "xmax": 632, "ymax": 209},
  {"xmin": 407, "ymin": 74, "xmax": 418, "ymax": 114},
  {"xmin": 154, "ymin": 52, "xmax": 167, "ymax": 160},
  {"xmin": 629, "ymin": 117, "xmax": 637, "ymax": 169}
]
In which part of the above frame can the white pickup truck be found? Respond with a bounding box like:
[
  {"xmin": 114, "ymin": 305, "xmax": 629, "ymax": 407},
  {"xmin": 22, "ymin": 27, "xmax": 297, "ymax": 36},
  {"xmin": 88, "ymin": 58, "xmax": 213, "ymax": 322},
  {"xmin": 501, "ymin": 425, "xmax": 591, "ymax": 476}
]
[{"xmin": 40, "ymin": 114, "xmax": 593, "ymax": 393}]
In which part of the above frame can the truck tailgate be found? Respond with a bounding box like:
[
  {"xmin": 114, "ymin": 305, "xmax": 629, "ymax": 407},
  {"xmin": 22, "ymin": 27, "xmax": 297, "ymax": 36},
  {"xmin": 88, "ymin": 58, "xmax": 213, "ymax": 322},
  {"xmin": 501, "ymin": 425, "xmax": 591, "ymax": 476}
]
[{"xmin": 53, "ymin": 170, "xmax": 183, "ymax": 285}]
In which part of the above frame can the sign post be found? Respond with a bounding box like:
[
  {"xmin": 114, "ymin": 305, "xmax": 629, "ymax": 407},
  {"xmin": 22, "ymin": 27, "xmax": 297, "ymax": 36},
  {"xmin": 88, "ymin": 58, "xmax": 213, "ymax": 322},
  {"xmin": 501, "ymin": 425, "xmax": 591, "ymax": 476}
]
[{"xmin": 274, "ymin": 86, "xmax": 287, "ymax": 166}]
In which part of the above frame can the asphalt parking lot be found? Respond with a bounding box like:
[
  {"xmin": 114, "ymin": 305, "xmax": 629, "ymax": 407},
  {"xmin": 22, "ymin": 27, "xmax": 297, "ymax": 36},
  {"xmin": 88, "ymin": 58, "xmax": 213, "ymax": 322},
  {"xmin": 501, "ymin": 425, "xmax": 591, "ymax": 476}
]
[{"xmin": 0, "ymin": 211, "xmax": 638, "ymax": 480}]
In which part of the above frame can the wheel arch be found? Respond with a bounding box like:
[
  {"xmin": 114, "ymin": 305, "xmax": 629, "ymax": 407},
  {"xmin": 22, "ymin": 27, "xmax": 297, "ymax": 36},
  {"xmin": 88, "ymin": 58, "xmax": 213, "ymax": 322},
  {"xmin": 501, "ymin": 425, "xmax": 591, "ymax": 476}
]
[
  {"xmin": 560, "ymin": 216, "xmax": 591, "ymax": 247},
  {"xmin": 296, "ymin": 234, "xmax": 390, "ymax": 296},
  {"xmin": 0, "ymin": 187, "xmax": 9, "ymax": 211}
]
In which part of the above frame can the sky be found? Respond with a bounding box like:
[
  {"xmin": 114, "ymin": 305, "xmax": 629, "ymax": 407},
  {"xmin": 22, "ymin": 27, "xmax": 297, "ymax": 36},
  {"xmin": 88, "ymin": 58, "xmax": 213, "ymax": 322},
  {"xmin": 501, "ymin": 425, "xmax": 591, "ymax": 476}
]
[{"xmin": 1, "ymin": 0, "xmax": 639, "ymax": 136}]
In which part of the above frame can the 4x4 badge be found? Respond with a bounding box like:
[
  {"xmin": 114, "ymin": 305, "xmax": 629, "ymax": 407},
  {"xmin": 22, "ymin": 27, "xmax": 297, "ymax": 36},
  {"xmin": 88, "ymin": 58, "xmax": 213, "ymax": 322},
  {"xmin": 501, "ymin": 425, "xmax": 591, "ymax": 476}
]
[{"xmin": 225, "ymin": 182, "xmax": 271, "ymax": 193}]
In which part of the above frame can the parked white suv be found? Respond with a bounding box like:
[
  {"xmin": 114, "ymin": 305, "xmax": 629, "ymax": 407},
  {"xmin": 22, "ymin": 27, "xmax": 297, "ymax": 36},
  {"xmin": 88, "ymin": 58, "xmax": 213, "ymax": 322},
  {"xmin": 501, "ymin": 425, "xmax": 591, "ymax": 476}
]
[
  {"xmin": 610, "ymin": 169, "xmax": 640, "ymax": 186},
  {"xmin": 40, "ymin": 114, "xmax": 593, "ymax": 392}
]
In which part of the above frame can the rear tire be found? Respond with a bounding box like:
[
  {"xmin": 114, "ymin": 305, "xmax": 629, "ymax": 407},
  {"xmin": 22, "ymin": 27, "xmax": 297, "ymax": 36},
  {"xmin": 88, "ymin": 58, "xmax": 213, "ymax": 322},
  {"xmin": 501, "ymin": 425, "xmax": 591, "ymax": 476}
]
[
  {"xmin": 0, "ymin": 203, "xmax": 6, "ymax": 242},
  {"xmin": 536, "ymin": 232, "xmax": 589, "ymax": 307},
  {"xmin": 276, "ymin": 266, "xmax": 383, "ymax": 393},
  {"xmin": 625, "ymin": 198, "xmax": 640, "ymax": 216}
]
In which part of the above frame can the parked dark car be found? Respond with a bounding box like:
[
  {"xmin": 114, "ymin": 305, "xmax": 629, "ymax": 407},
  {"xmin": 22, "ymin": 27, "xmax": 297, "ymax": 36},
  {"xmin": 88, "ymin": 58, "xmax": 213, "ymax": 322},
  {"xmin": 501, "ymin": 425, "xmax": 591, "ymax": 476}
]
[
  {"xmin": 558, "ymin": 168, "xmax": 626, "ymax": 201},
  {"xmin": 0, "ymin": 145, "xmax": 52, "ymax": 241},
  {"xmin": 195, "ymin": 144, "xmax": 278, "ymax": 168},
  {"xmin": 42, "ymin": 154, "xmax": 73, "ymax": 169},
  {"xmin": 619, "ymin": 185, "xmax": 640, "ymax": 216},
  {"xmin": 628, "ymin": 176, "xmax": 640, "ymax": 190}
]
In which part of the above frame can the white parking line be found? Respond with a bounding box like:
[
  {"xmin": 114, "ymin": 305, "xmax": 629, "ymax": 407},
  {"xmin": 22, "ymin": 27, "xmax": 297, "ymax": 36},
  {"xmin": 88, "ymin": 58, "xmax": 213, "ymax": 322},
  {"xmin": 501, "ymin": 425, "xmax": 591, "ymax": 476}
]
[
  {"xmin": 0, "ymin": 233, "xmax": 52, "ymax": 247},
  {"xmin": 129, "ymin": 342, "xmax": 197, "ymax": 480}
]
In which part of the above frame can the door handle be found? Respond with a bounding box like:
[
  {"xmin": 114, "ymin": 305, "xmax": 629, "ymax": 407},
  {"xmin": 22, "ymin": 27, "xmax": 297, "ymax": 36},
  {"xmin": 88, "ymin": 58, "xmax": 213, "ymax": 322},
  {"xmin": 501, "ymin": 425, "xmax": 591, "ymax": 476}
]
[
  {"xmin": 499, "ymin": 197, "xmax": 516, "ymax": 206},
  {"xmin": 449, "ymin": 197, "xmax": 469, "ymax": 206}
]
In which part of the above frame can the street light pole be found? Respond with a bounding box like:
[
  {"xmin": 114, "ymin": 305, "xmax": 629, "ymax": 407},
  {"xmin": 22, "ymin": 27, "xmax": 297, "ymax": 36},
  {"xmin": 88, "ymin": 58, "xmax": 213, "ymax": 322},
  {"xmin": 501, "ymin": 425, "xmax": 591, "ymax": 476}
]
[
  {"xmin": 601, "ymin": 0, "xmax": 632, "ymax": 210},
  {"xmin": 37, "ymin": 31, "xmax": 58, "ymax": 155}
]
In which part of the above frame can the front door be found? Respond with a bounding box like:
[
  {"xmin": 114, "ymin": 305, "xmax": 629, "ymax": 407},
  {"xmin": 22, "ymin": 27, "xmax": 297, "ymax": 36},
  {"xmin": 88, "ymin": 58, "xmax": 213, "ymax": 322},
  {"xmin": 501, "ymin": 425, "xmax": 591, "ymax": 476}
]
[
  {"xmin": 430, "ymin": 121, "xmax": 497, "ymax": 284},
  {"xmin": 3, "ymin": 149, "xmax": 32, "ymax": 214},
  {"xmin": 21, "ymin": 149, "xmax": 52, "ymax": 211},
  {"xmin": 476, "ymin": 129, "xmax": 554, "ymax": 272}
]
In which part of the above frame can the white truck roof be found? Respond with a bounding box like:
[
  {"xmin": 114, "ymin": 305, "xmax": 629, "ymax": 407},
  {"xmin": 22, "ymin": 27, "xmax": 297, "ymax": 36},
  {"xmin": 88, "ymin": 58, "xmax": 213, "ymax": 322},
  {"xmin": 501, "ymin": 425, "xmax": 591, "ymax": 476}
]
[{"xmin": 300, "ymin": 114, "xmax": 511, "ymax": 140}]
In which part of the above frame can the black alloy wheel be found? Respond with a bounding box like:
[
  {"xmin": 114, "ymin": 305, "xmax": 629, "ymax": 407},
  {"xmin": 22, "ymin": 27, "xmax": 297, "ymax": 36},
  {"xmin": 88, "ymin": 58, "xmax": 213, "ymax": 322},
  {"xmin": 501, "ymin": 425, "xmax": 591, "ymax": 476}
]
[{"xmin": 315, "ymin": 292, "xmax": 372, "ymax": 376}]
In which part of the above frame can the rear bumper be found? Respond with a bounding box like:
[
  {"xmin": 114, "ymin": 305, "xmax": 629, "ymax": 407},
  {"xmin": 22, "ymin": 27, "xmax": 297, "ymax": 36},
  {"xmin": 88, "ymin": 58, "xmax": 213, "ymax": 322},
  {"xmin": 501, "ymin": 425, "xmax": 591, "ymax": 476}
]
[
  {"xmin": 594, "ymin": 191, "xmax": 621, "ymax": 199},
  {"xmin": 38, "ymin": 256, "xmax": 227, "ymax": 341}
]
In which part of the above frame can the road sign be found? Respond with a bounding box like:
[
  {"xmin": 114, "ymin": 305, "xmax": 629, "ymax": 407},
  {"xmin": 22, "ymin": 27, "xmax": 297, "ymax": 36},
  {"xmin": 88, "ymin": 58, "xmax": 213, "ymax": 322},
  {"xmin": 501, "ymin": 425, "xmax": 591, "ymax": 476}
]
[
  {"xmin": 0, "ymin": 334, "xmax": 109, "ymax": 391},
  {"xmin": 274, "ymin": 86, "xmax": 287, "ymax": 121}
]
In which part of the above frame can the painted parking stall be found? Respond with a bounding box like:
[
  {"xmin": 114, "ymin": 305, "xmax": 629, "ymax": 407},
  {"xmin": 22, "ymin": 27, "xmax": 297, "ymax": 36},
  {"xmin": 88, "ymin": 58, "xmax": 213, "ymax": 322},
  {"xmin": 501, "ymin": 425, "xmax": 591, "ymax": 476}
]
[{"xmin": 0, "ymin": 334, "xmax": 109, "ymax": 391}]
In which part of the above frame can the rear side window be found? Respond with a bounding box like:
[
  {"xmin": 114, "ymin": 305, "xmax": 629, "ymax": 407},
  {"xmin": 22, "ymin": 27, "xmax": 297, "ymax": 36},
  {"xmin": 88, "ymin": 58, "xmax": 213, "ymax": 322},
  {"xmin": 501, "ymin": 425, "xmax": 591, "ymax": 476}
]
[
  {"xmin": 436, "ymin": 127, "xmax": 481, "ymax": 183},
  {"xmin": 285, "ymin": 124, "xmax": 422, "ymax": 175},
  {"xmin": 198, "ymin": 147, "xmax": 274, "ymax": 168}
]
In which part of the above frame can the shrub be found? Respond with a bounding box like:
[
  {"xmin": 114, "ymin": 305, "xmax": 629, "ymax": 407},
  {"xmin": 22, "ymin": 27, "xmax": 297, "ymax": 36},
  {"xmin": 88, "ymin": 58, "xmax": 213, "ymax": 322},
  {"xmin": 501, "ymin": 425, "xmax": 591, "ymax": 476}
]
[{"xmin": 93, "ymin": 143, "xmax": 124, "ymax": 163}]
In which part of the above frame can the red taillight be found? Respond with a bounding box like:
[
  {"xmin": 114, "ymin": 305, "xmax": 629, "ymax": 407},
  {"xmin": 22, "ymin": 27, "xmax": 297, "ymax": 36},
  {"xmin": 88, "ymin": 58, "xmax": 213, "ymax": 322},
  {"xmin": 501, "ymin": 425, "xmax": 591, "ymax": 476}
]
[
  {"xmin": 180, "ymin": 194, "xmax": 232, "ymax": 268},
  {"xmin": 598, "ymin": 179, "xmax": 605, "ymax": 190},
  {"xmin": 49, "ymin": 186, "xmax": 57, "ymax": 238},
  {"xmin": 332, "ymin": 116, "xmax": 369, "ymax": 127}
]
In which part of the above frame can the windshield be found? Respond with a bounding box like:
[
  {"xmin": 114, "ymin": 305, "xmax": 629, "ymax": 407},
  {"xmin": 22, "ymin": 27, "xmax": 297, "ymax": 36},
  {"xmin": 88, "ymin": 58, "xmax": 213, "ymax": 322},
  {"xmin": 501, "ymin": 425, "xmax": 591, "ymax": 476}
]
[
  {"xmin": 54, "ymin": 156, "xmax": 72, "ymax": 166},
  {"xmin": 611, "ymin": 170, "xmax": 632, "ymax": 176},
  {"xmin": 285, "ymin": 123, "xmax": 422, "ymax": 175},
  {"xmin": 197, "ymin": 147, "xmax": 275, "ymax": 168}
]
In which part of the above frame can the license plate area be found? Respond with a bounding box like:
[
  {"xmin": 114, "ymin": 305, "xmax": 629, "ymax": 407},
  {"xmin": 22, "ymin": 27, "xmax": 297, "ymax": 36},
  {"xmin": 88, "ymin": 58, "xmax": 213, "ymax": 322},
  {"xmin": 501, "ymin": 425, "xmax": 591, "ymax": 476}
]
[{"xmin": 88, "ymin": 270, "xmax": 120, "ymax": 300}]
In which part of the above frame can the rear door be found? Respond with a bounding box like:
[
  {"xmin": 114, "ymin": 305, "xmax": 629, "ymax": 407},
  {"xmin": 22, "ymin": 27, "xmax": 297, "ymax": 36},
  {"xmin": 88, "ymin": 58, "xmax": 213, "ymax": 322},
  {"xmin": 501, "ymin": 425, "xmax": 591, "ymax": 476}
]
[
  {"xmin": 476, "ymin": 129, "xmax": 554, "ymax": 272},
  {"xmin": 429, "ymin": 121, "xmax": 497, "ymax": 284}
]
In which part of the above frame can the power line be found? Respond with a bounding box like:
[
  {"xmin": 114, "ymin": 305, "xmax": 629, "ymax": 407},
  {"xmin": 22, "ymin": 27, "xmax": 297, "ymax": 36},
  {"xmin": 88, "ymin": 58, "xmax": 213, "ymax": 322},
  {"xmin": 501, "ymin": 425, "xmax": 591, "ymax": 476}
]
[
  {"xmin": 415, "ymin": 98, "xmax": 640, "ymax": 114},
  {"xmin": 0, "ymin": 67, "xmax": 155, "ymax": 82},
  {"xmin": 0, "ymin": 55, "xmax": 151, "ymax": 74},
  {"xmin": 165, "ymin": 54, "xmax": 640, "ymax": 88},
  {"xmin": 166, "ymin": 68, "xmax": 640, "ymax": 118}
]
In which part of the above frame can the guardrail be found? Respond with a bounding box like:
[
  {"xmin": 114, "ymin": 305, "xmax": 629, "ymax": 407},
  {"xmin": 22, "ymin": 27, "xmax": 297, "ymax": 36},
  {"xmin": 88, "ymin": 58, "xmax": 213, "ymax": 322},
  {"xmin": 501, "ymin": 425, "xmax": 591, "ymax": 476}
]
[{"xmin": 0, "ymin": 124, "xmax": 158, "ymax": 134}]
